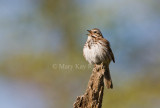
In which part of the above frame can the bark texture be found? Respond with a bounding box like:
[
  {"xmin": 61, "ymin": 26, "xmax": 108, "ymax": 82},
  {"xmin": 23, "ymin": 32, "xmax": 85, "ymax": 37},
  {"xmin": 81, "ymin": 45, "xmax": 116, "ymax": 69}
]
[{"xmin": 74, "ymin": 65, "xmax": 104, "ymax": 108}]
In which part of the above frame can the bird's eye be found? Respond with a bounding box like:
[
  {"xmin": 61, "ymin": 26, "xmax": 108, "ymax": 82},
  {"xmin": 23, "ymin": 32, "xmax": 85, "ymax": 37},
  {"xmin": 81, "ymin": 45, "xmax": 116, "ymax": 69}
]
[{"xmin": 94, "ymin": 31, "xmax": 97, "ymax": 33}]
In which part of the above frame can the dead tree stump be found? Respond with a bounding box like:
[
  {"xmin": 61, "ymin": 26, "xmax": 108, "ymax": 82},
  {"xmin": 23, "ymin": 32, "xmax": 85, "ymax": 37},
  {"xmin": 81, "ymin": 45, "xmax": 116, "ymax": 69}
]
[{"xmin": 74, "ymin": 65, "xmax": 105, "ymax": 108}]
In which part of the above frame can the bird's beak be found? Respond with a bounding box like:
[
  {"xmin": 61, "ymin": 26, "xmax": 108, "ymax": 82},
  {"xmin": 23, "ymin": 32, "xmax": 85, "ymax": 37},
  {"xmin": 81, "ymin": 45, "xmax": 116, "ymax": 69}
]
[
  {"xmin": 86, "ymin": 30, "xmax": 92, "ymax": 36},
  {"xmin": 87, "ymin": 30, "xmax": 91, "ymax": 33}
]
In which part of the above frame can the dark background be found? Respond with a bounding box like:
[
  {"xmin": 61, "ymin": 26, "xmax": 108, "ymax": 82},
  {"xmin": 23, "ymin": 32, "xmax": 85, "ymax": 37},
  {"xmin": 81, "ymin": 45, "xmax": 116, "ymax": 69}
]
[{"xmin": 0, "ymin": 0, "xmax": 160, "ymax": 108}]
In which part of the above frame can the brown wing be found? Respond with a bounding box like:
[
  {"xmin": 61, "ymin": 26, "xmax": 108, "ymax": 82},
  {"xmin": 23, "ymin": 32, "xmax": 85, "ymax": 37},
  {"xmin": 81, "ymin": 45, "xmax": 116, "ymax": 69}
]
[
  {"xmin": 98, "ymin": 38, "xmax": 115, "ymax": 63},
  {"xmin": 108, "ymin": 45, "xmax": 115, "ymax": 63}
]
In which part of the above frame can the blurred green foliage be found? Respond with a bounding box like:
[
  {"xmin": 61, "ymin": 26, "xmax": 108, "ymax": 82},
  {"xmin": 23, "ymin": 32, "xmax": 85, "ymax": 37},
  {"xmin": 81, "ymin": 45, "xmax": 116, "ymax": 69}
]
[{"xmin": 0, "ymin": 0, "xmax": 160, "ymax": 108}]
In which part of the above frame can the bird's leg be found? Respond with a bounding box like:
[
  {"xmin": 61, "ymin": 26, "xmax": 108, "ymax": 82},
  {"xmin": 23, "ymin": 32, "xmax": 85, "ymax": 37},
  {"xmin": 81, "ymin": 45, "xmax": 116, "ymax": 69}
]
[
  {"xmin": 101, "ymin": 62, "xmax": 104, "ymax": 69},
  {"xmin": 95, "ymin": 64, "xmax": 102, "ymax": 72},
  {"xmin": 101, "ymin": 62, "xmax": 105, "ymax": 74},
  {"xmin": 95, "ymin": 64, "xmax": 99, "ymax": 71}
]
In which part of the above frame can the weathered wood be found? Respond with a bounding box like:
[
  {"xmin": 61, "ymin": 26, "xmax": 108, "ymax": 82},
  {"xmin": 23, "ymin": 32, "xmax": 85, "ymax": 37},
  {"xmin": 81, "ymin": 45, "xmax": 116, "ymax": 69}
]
[{"xmin": 74, "ymin": 65, "xmax": 104, "ymax": 108}]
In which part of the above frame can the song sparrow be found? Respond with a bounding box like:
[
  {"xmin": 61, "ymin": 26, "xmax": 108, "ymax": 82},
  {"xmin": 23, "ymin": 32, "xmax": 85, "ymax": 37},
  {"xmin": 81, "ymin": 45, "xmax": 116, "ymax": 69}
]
[{"xmin": 83, "ymin": 28, "xmax": 115, "ymax": 89}]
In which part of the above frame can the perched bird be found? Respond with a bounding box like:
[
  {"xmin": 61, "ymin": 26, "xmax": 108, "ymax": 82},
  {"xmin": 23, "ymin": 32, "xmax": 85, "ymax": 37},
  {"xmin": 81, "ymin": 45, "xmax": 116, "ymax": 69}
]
[{"xmin": 83, "ymin": 28, "xmax": 115, "ymax": 89}]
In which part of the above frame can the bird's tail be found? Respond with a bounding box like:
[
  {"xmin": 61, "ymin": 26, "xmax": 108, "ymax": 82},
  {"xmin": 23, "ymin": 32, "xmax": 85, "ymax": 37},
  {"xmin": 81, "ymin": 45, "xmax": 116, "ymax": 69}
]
[{"xmin": 103, "ymin": 64, "xmax": 113, "ymax": 89}]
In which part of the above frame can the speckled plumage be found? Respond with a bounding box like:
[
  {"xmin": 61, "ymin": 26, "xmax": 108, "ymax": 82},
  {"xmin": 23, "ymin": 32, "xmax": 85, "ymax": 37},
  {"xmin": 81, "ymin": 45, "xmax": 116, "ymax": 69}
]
[{"xmin": 83, "ymin": 28, "xmax": 115, "ymax": 89}]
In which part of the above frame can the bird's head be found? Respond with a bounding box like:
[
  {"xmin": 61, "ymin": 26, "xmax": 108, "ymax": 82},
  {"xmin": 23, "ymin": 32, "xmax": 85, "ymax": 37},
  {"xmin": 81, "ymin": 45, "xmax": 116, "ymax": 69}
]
[{"xmin": 87, "ymin": 28, "xmax": 103, "ymax": 38}]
